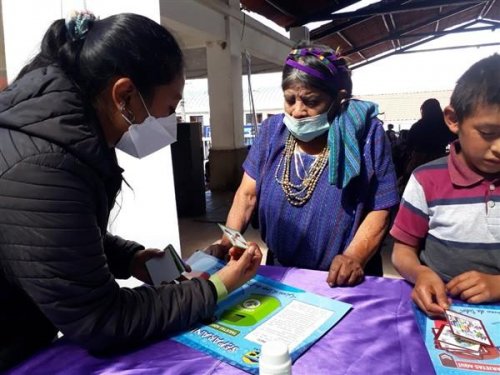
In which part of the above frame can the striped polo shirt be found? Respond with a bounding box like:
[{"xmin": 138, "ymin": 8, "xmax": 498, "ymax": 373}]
[{"xmin": 390, "ymin": 142, "xmax": 500, "ymax": 281}]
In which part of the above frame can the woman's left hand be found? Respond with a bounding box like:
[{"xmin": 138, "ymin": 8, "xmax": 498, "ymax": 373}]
[
  {"xmin": 130, "ymin": 248, "xmax": 165, "ymax": 284},
  {"xmin": 327, "ymin": 254, "xmax": 364, "ymax": 287}
]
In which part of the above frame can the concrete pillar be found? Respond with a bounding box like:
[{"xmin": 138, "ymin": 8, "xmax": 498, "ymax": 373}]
[
  {"xmin": 207, "ymin": 0, "xmax": 248, "ymax": 191},
  {"xmin": 157, "ymin": 0, "xmax": 292, "ymax": 191},
  {"xmin": 290, "ymin": 26, "xmax": 310, "ymax": 43},
  {"xmin": 0, "ymin": 0, "xmax": 181, "ymax": 253}
]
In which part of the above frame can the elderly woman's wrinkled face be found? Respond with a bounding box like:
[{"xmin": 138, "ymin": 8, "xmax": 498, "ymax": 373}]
[{"xmin": 283, "ymin": 82, "xmax": 336, "ymax": 120}]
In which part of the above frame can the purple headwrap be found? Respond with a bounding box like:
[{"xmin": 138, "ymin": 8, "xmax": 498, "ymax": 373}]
[{"xmin": 285, "ymin": 47, "xmax": 348, "ymax": 82}]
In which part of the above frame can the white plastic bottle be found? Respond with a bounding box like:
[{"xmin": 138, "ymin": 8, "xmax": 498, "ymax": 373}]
[{"xmin": 259, "ymin": 341, "xmax": 292, "ymax": 375}]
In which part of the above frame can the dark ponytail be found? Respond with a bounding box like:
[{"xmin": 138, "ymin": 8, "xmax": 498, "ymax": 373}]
[
  {"xmin": 15, "ymin": 19, "xmax": 82, "ymax": 81},
  {"xmin": 15, "ymin": 13, "xmax": 184, "ymax": 101}
]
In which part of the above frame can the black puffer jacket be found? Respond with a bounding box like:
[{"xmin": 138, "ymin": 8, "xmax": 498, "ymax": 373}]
[{"xmin": 0, "ymin": 66, "xmax": 216, "ymax": 370}]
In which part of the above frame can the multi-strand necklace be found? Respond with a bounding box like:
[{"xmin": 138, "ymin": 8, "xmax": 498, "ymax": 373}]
[{"xmin": 275, "ymin": 134, "xmax": 329, "ymax": 206}]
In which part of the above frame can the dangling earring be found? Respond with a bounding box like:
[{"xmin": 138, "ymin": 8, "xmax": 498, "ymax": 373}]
[{"xmin": 120, "ymin": 102, "xmax": 135, "ymax": 124}]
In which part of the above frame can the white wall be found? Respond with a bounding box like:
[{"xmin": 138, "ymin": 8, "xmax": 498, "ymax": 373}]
[
  {"xmin": 2, "ymin": 0, "xmax": 61, "ymax": 82},
  {"xmin": 1, "ymin": 0, "xmax": 181, "ymax": 255},
  {"xmin": 86, "ymin": 0, "xmax": 181, "ymax": 253}
]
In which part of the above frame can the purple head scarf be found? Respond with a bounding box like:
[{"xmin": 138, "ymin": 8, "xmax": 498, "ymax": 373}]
[{"xmin": 285, "ymin": 47, "xmax": 348, "ymax": 83}]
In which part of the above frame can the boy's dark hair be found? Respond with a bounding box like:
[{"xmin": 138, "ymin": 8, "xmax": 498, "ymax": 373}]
[
  {"xmin": 282, "ymin": 42, "xmax": 352, "ymax": 98},
  {"xmin": 15, "ymin": 13, "xmax": 184, "ymax": 102},
  {"xmin": 450, "ymin": 54, "xmax": 500, "ymax": 122}
]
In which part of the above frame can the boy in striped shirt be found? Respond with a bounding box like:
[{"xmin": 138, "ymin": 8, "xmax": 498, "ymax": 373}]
[{"xmin": 391, "ymin": 55, "xmax": 500, "ymax": 316}]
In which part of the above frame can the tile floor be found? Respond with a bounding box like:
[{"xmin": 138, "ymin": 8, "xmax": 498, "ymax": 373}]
[
  {"xmin": 178, "ymin": 190, "xmax": 269, "ymax": 262},
  {"xmin": 178, "ymin": 190, "xmax": 401, "ymax": 279}
]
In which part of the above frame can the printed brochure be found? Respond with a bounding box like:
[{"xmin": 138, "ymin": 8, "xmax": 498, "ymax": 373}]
[{"xmin": 173, "ymin": 251, "xmax": 352, "ymax": 374}]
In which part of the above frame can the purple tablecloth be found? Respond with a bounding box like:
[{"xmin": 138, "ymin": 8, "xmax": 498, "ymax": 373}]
[{"xmin": 6, "ymin": 267, "xmax": 434, "ymax": 375}]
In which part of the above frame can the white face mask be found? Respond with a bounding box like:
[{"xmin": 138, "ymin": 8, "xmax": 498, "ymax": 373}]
[{"xmin": 115, "ymin": 94, "xmax": 177, "ymax": 158}]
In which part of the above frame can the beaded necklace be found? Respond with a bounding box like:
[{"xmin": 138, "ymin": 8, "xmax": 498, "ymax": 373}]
[{"xmin": 275, "ymin": 134, "xmax": 329, "ymax": 206}]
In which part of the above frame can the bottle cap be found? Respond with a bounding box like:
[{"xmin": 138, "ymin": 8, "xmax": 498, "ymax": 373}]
[{"xmin": 259, "ymin": 341, "xmax": 291, "ymax": 375}]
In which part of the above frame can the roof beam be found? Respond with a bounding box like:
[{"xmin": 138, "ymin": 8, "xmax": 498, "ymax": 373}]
[
  {"xmin": 398, "ymin": 41, "xmax": 500, "ymax": 53},
  {"xmin": 396, "ymin": 24, "xmax": 497, "ymax": 38},
  {"xmin": 351, "ymin": 40, "xmax": 500, "ymax": 69},
  {"xmin": 480, "ymin": 0, "xmax": 496, "ymax": 17},
  {"xmin": 480, "ymin": 18, "xmax": 500, "ymax": 26},
  {"xmin": 350, "ymin": 20, "xmax": 479, "ymax": 69},
  {"xmin": 311, "ymin": 15, "xmax": 374, "ymax": 40},
  {"xmin": 264, "ymin": 0, "xmax": 295, "ymax": 18},
  {"xmin": 310, "ymin": 0, "xmax": 486, "ymax": 22},
  {"xmin": 290, "ymin": 0, "xmax": 359, "ymax": 28},
  {"xmin": 310, "ymin": 0, "xmax": 409, "ymax": 40},
  {"xmin": 388, "ymin": 13, "xmax": 401, "ymax": 48},
  {"xmin": 344, "ymin": 3, "xmax": 483, "ymax": 55},
  {"xmin": 337, "ymin": 31, "xmax": 367, "ymax": 60},
  {"xmin": 382, "ymin": 14, "xmax": 397, "ymax": 49}
]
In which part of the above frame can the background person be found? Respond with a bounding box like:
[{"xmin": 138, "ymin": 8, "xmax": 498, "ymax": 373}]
[
  {"xmin": 398, "ymin": 98, "xmax": 457, "ymax": 194},
  {"xmin": 386, "ymin": 123, "xmax": 398, "ymax": 145}
]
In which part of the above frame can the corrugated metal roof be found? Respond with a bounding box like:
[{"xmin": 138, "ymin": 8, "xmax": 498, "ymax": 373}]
[{"xmin": 241, "ymin": 0, "xmax": 500, "ymax": 69}]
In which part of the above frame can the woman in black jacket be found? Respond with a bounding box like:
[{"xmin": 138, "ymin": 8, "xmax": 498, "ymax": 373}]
[
  {"xmin": 397, "ymin": 98, "xmax": 457, "ymax": 194},
  {"xmin": 0, "ymin": 12, "xmax": 262, "ymax": 370}
]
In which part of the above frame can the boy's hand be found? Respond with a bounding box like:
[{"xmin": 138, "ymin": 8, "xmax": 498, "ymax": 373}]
[
  {"xmin": 446, "ymin": 271, "xmax": 500, "ymax": 304},
  {"xmin": 413, "ymin": 267, "xmax": 450, "ymax": 316}
]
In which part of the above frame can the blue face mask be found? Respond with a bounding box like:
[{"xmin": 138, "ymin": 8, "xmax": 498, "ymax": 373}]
[{"xmin": 283, "ymin": 108, "xmax": 332, "ymax": 142}]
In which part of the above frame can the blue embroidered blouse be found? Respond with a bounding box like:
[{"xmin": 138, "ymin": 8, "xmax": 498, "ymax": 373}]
[{"xmin": 243, "ymin": 114, "xmax": 399, "ymax": 270}]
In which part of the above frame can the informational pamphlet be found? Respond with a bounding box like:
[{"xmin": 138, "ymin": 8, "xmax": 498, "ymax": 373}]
[
  {"xmin": 414, "ymin": 303, "xmax": 500, "ymax": 374},
  {"xmin": 173, "ymin": 251, "xmax": 352, "ymax": 374}
]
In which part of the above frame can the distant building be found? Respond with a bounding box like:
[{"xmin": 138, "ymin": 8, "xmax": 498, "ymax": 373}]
[
  {"xmin": 182, "ymin": 86, "xmax": 452, "ymax": 129},
  {"xmin": 180, "ymin": 85, "xmax": 453, "ymax": 159},
  {"xmin": 362, "ymin": 90, "xmax": 453, "ymax": 130}
]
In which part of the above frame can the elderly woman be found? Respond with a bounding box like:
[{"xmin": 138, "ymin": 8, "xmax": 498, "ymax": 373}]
[{"xmin": 209, "ymin": 44, "xmax": 398, "ymax": 287}]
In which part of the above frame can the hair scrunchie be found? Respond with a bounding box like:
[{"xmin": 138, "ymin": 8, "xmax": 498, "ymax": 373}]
[{"xmin": 65, "ymin": 10, "xmax": 97, "ymax": 41}]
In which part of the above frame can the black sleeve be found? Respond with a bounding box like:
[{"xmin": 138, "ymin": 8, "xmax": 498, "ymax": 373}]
[
  {"xmin": 0, "ymin": 152, "xmax": 216, "ymax": 352},
  {"xmin": 103, "ymin": 233, "xmax": 144, "ymax": 279}
]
